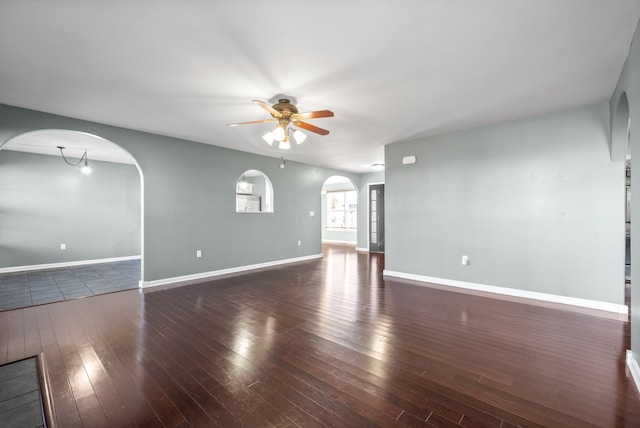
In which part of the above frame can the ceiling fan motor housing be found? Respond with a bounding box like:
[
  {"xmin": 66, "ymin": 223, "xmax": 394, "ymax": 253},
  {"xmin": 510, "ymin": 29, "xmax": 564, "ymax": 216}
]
[
  {"xmin": 272, "ymin": 99, "xmax": 298, "ymax": 117},
  {"xmin": 227, "ymin": 98, "xmax": 332, "ymax": 136}
]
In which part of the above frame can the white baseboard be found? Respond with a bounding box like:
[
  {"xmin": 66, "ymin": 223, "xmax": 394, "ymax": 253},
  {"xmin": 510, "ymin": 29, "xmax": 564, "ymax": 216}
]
[
  {"xmin": 627, "ymin": 351, "xmax": 640, "ymax": 397},
  {"xmin": 383, "ymin": 270, "xmax": 628, "ymax": 315},
  {"xmin": 322, "ymin": 239, "xmax": 357, "ymax": 245},
  {"xmin": 355, "ymin": 247, "xmax": 369, "ymax": 252},
  {"xmin": 0, "ymin": 255, "xmax": 141, "ymax": 274},
  {"xmin": 141, "ymin": 254, "xmax": 323, "ymax": 289}
]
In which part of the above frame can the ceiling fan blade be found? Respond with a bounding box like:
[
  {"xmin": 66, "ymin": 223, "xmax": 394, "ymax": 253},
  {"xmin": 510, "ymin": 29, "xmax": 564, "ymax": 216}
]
[
  {"xmin": 294, "ymin": 121, "xmax": 330, "ymax": 136},
  {"xmin": 227, "ymin": 118, "xmax": 276, "ymax": 126},
  {"xmin": 252, "ymin": 100, "xmax": 282, "ymax": 118},
  {"xmin": 292, "ymin": 110, "xmax": 334, "ymax": 120}
]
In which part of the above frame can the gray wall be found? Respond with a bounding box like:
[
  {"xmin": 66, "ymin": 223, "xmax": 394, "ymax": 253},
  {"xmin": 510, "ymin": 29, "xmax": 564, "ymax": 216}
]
[
  {"xmin": 0, "ymin": 104, "xmax": 359, "ymax": 282},
  {"xmin": 385, "ymin": 103, "xmax": 624, "ymax": 305},
  {"xmin": 611, "ymin": 19, "xmax": 640, "ymax": 358},
  {"xmin": 0, "ymin": 150, "xmax": 140, "ymax": 268}
]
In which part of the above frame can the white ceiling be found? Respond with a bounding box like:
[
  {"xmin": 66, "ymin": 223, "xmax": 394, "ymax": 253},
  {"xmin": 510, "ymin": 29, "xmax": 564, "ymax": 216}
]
[
  {"xmin": 1, "ymin": 1, "xmax": 639, "ymax": 172},
  {"xmin": 4, "ymin": 130, "xmax": 136, "ymax": 165}
]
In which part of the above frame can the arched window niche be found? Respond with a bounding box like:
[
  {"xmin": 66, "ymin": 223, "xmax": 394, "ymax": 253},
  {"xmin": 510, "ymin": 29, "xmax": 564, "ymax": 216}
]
[{"xmin": 236, "ymin": 170, "xmax": 274, "ymax": 213}]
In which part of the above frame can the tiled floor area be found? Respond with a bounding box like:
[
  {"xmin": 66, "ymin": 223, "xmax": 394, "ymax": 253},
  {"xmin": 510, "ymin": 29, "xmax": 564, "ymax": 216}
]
[
  {"xmin": 0, "ymin": 260, "xmax": 140, "ymax": 311},
  {"xmin": 0, "ymin": 357, "xmax": 43, "ymax": 428}
]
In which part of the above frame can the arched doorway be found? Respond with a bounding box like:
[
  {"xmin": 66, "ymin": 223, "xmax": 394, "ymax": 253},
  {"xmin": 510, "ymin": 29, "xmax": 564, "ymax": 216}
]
[
  {"xmin": 612, "ymin": 93, "xmax": 632, "ymax": 310},
  {"xmin": 321, "ymin": 176, "xmax": 358, "ymax": 246},
  {"xmin": 0, "ymin": 129, "xmax": 144, "ymax": 310}
]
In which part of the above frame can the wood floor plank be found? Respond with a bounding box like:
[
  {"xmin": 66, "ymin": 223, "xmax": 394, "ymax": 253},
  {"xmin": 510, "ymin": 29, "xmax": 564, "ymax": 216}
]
[
  {"xmin": 37, "ymin": 305, "xmax": 84, "ymax": 428},
  {"xmin": 1, "ymin": 244, "xmax": 639, "ymax": 427},
  {"xmin": 67, "ymin": 299, "xmax": 167, "ymax": 427},
  {"xmin": 6, "ymin": 310, "xmax": 24, "ymax": 362}
]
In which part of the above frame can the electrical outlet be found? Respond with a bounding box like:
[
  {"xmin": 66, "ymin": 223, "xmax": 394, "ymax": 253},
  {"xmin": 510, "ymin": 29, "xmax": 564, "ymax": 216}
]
[
  {"xmin": 298, "ymin": 240, "xmax": 302, "ymax": 246},
  {"xmin": 461, "ymin": 255, "xmax": 469, "ymax": 265},
  {"xmin": 60, "ymin": 243, "xmax": 66, "ymax": 250},
  {"xmin": 309, "ymin": 211, "xmax": 315, "ymax": 217},
  {"xmin": 196, "ymin": 250, "xmax": 202, "ymax": 258}
]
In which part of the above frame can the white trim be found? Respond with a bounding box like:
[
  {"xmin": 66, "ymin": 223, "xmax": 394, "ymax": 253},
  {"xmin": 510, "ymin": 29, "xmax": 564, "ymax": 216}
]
[
  {"xmin": 356, "ymin": 247, "xmax": 369, "ymax": 252},
  {"xmin": 141, "ymin": 254, "xmax": 323, "ymax": 289},
  {"xmin": 383, "ymin": 270, "xmax": 629, "ymax": 315},
  {"xmin": 322, "ymin": 239, "xmax": 357, "ymax": 245},
  {"xmin": 0, "ymin": 255, "xmax": 141, "ymax": 274},
  {"xmin": 627, "ymin": 351, "xmax": 640, "ymax": 397}
]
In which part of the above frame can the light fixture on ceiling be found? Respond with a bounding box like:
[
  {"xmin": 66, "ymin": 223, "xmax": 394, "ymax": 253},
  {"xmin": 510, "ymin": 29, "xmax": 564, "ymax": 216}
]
[
  {"xmin": 262, "ymin": 132, "xmax": 275, "ymax": 145},
  {"xmin": 272, "ymin": 124, "xmax": 286, "ymax": 142},
  {"xmin": 372, "ymin": 163, "xmax": 385, "ymax": 170},
  {"xmin": 279, "ymin": 139, "xmax": 291, "ymax": 150},
  {"xmin": 292, "ymin": 129, "xmax": 307, "ymax": 144},
  {"xmin": 262, "ymin": 125, "xmax": 306, "ymax": 149},
  {"xmin": 57, "ymin": 146, "xmax": 92, "ymax": 175},
  {"xmin": 230, "ymin": 99, "xmax": 332, "ymax": 150}
]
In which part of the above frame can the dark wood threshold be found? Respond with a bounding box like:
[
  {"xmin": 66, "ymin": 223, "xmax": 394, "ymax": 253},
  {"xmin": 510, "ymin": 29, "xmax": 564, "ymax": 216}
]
[
  {"xmin": 36, "ymin": 353, "xmax": 57, "ymax": 428},
  {"xmin": 0, "ymin": 353, "xmax": 56, "ymax": 427}
]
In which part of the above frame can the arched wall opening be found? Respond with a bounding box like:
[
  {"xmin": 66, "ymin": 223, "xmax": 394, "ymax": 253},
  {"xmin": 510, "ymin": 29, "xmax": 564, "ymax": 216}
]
[
  {"xmin": 612, "ymin": 93, "xmax": 632, "ymax": 309},
  {"xmin": 320, "ymin": 176, "xmax": 358, "ymax": 246},
  {"xmin": 236, "ymin": 169, "xmax": 274, "ymax": 213},
  {"xmin": 612, "ymin": 92, "xmax": 631, "ymax": 162},
  {"xmin": 0, "ymin": 129, "xmax": 145, "ymax": 290}
]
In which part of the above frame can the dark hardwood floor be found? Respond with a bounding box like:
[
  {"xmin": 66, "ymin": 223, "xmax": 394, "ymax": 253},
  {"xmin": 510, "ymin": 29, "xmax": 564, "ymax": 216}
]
[{"xmin": 0, "ymin": 244, "xmax": 638, "ymax": 427}]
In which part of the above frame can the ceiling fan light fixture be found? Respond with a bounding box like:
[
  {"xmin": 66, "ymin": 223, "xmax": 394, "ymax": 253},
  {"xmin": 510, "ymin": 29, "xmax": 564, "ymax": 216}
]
[
  {"xmin": 262, "ymin": 131, "xmax": 275, "ymax": 145},
  {"xmin": 272, "ymin": 126, "xmax": 285, "ymax": 142},
  {"xmin": 279, "ymin": 140, "xmax": 291, "ymax": 150},
  {"xmin": 293, "ymin": 129, "xmax": 307, "ymax": 144},
  {"xmin": 228, "ymin": 98, "xmax": 333, "ymax": 150}
]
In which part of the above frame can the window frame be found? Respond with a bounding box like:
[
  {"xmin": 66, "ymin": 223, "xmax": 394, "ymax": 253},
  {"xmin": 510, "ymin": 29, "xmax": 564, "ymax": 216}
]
[{"xmin": 325, "ymin": 189, "xmax": 357, "ymax": 230}]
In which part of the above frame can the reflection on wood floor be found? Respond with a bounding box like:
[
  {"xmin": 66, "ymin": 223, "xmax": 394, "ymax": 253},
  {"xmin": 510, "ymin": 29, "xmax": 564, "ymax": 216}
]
[{"xmin": 0, "ymin": 243, "xmax": 637, "ymax": 427}]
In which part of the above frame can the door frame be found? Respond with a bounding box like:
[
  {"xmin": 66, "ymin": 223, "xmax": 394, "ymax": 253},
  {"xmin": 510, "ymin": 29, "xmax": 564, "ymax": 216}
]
[{"xmin": 367, "ymin": 182, "xmax": 385, "ymax": 252}]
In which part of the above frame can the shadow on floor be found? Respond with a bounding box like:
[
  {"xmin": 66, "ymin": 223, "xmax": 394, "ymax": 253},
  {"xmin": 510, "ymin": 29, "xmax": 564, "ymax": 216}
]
[{"xmin": 0, "ymin": 260, "xmax": 140, "ymax": 311}]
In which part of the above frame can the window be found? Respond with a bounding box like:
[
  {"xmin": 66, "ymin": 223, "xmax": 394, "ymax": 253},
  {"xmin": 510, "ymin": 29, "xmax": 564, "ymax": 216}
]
[{"xmin": 326, "ymin": 190, "xmax": 357, "ymax": 229}]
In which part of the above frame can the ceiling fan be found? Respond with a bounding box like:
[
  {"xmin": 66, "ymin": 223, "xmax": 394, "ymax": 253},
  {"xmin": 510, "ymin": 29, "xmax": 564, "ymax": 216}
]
[{"xmin": 228, "ymin": 99, "xmax": 334, "ymax": 149}]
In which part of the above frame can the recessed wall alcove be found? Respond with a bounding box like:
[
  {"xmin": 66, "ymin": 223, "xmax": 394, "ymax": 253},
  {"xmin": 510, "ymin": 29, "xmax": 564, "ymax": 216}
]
[{"xmin": 236, "ymin": 169, "xmax": 274, "ymax": 213}]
